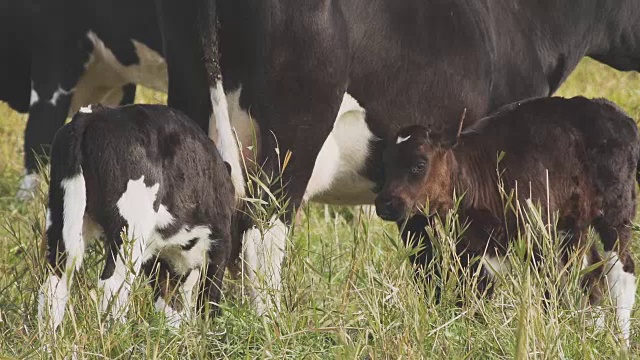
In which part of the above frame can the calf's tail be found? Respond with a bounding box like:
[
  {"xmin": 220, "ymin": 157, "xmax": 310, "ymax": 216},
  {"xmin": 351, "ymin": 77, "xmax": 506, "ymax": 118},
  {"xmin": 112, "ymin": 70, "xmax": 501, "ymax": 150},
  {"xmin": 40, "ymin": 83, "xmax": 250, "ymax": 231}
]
[{"xmin": 46, "ymin": 110, "xmax": 91, "ymax": 272}]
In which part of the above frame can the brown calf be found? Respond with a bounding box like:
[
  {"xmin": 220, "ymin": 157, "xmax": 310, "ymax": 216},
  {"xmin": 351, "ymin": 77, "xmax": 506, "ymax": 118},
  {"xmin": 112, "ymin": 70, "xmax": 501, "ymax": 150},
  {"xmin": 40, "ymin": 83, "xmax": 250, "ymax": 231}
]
[{"xmin": 375, "ymin": 96, "xmax": 639, "ymax": 344}]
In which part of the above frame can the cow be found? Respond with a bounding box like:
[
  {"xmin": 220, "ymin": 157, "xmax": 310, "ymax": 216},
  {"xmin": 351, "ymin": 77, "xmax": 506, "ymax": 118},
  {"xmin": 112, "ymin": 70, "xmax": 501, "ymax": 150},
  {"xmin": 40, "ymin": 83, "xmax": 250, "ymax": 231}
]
[
  {"xmin": 38, "ymin": 104, "xmax": 236, "ymax": 330},
  {"xmin": 155, "ymin": 0, "xmax": 640, "ymax": 314},
  {"xmin": 0, "ymin": 0, "xmax": 167, "ymax": 200},
  {"xmin": 374, "ymin": 96, "xmax": 639, "ymax": 344}
]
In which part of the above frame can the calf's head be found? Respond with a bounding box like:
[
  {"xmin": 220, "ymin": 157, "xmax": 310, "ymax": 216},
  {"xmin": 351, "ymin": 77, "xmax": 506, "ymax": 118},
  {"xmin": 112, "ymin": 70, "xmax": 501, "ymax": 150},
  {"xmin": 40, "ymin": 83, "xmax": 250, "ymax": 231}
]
[{"xmin": 375, "ymin": 125, "xmax": 456, "ymax": 222}]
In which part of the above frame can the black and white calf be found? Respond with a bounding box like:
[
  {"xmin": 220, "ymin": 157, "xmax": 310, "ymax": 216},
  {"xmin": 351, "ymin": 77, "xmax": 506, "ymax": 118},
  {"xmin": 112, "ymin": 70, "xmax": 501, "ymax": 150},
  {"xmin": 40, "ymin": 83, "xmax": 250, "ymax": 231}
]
[
  {"xmin": 0, "ymin": 0, "xmax": 167, "ymax": 200},
  {"xmin": 38, "ymin": 104, "xmax": 235, "ymax": 329}
]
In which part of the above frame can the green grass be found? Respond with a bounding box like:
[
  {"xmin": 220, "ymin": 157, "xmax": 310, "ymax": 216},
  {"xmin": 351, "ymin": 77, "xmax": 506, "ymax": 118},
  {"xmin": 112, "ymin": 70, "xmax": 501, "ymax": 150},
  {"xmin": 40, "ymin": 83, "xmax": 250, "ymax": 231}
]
[{"xmin": 1, "ymin": 58, "xmax": 640, "ymax": 359}]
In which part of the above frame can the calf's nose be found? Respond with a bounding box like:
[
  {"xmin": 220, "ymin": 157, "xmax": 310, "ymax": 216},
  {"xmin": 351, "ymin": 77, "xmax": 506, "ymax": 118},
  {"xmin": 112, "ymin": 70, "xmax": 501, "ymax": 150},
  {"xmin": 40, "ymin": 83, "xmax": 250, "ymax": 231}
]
[{"xmin": 375, "ymin": 195, "xmax": 398, "ymax": 221}]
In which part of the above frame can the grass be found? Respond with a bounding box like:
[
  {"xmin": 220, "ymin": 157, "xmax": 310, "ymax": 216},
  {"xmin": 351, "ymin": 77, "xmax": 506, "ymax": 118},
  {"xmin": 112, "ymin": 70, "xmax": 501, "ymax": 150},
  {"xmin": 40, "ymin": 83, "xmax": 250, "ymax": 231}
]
[{"xmin": 1, "ymin": 58, "xmax": 640, "ymax": 359}]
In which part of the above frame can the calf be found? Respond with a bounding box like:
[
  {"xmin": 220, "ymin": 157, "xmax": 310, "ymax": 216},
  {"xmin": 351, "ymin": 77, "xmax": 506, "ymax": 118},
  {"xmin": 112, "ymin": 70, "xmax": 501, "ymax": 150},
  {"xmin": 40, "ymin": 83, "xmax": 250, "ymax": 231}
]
[
  {"xmin": 375, "ymin": 96, "xmax": 639, "ymax": 343},
  {"xmin": 38, "ymin": 104, "xmax": 235, "ymax": 330}
]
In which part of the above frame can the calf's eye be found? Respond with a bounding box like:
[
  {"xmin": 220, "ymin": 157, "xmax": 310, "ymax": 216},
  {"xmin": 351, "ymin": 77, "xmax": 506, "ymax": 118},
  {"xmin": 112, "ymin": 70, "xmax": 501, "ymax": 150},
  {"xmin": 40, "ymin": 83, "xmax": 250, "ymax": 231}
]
[{"xmin": 411, "ymin": 162, "xmax": 426, "ymax": 174}]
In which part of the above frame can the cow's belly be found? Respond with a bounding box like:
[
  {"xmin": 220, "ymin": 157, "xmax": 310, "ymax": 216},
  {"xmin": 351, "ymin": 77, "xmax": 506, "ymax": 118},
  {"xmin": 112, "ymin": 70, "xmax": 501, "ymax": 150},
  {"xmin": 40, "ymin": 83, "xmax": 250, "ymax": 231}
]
[
  {"xmin": 227, "ymin": 90, "xmax": 377, "ymax": 205},
  {"xmin": 69, "ymin": 32, "xmax": 167, "ymax": 114}
]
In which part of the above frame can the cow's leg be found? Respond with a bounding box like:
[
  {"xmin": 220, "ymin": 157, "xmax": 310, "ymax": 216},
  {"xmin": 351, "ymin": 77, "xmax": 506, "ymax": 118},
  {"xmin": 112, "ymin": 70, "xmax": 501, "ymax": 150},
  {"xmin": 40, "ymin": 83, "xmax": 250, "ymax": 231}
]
[
  {"xmin": 99, "ymin": 177, "xmax": 157, "ymax": 321},
  {"xmin": 155, "ymin": 0, "xmax": 211, "ymax": 129},
  {"xmin": 119, "ymin": 83, "xmax": 137, "ymax": 106},
  {"xmin": 19, "ymin": 25, "xmax": 91, "ymax": 200},
  {"xmin": 235, "ymin": 2, "xmax": 350, "ymax": 314},
  {"xmin": 241, "ymin": 218, "xmax": 288, "ymax": 314},
  {"xmin": 38, "ymin": 172, "xmax": 87, "ymax": 331},
  {"xmin": 18, "ymin": 84, "xmax": 75, "ymax": 200}
]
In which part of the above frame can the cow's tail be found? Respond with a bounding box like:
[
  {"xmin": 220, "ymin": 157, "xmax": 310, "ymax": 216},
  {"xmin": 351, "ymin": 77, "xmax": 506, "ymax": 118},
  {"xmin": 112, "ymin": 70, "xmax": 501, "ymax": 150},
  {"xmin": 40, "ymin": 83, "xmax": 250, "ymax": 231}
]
[
  {"xmin": 209, "ymin": 83, "xmax": 245, "ymax": 199},
  {"xmin": 46, "ymin": 107, "xmax": 92, "ymax": 273}
]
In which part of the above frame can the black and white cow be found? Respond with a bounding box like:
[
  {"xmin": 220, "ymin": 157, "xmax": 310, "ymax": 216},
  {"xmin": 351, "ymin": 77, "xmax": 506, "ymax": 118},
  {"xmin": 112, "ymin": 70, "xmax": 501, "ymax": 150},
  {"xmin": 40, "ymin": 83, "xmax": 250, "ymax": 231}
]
[
  {"xmin": 0, "ymin": 0, "xmax": 167, "ymax": 199},
  {"xmin": 38, "ymin": 104, "xmax": 236, "ymax": 329},
  {"xmin": 156, "ymin": 0, "xmax": 640, "ymax": 313}
]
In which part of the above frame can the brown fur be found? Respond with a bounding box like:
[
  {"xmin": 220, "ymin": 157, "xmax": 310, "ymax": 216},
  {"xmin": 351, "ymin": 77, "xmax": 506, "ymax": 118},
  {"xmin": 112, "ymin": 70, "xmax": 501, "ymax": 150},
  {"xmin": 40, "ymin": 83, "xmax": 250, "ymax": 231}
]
[{"xmin": 376, "ymin": 96, "xmax": 640, "ymax": 302}]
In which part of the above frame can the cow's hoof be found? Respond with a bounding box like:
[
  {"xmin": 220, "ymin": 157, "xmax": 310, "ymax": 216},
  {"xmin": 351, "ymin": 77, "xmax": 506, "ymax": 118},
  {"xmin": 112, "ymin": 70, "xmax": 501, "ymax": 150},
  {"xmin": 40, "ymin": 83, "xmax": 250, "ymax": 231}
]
[{"xmin": 16, "ymin": 173, "xmax": 40, "ymax": 201}]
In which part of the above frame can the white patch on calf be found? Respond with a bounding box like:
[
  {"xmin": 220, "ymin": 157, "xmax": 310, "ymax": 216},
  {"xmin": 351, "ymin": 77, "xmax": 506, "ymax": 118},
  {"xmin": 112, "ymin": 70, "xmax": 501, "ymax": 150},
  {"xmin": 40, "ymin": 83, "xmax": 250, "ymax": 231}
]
[
  {"xmin": 242, "ymin": 217, "xmax": 287, "ymax": 314},
  {"xmin": 99, "ymin": 176, "xmax": 159, "ymax": 320},
  {"xmin": 304, "ymin": 92, "xmax": 378, "ymax": 205},
  {"xmin": 16, "ymin": 173, "xmax": 40, "ymax": 201},
  {"xmin": 117, "ymin": 176, "xmax": 159, "ymax": 265},
  {"xmin": 154, "ymin": 297, "xmax": 182, "ymax": 328},
  {"xmin": 155, "ymin": 205, "xmax": 175, "ymax": 229},
  {"xmin": 181, "ymin": 269, "xmax": 200, "ymax": 315},
  {"xmin": 79, "ymin": 105, "xmax": 92, "ymax": 114},
  {"xmin": 61, "ymin": 174, "xmax": 87, "ymax": 271},
  {"xmin": 98, "ymin": 257, "xmax": 130, "ymax": 320},
  {"xmin": 38, "ymin": 275, "xmax": 68, "ymax": 331},
  {"xmin": 604, "ymin": 251, "xmax": 636, "ymax": 345},
  {"xmin": 396, "ymin": 135, "xmax": 411, "ymax": 144},
  {"xmin": 482, "ymin": 256, "xmax": 508, "ymax": 278},
  {"xmin": 153, "ymin": 268, "xmax": 201, "ymax": 327},
  {"xmin": 146, "ymin": 225, "xmax": 213, "ymax": 275},
  {"xmin": 209, "ymin": 83, "xmax": 245, "ymax": 198}
]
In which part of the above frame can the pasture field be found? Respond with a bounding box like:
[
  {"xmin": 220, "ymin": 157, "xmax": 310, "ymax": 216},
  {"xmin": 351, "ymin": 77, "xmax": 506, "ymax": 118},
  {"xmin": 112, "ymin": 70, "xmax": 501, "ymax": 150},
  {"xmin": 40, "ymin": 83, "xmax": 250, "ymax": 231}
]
[{"xmin": 1, "ymin": 58, "xmax": 640, "ymax": 359}]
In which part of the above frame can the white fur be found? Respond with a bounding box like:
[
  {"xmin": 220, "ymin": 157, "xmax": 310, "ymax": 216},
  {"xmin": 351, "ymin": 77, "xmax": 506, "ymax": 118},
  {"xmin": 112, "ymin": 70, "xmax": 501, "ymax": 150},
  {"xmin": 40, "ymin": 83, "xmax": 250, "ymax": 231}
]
[
  {"xmin": 45, "ymin": 208, "xmax": 52, "ymax": 231},
  {"xmin": 154, "ymin": 297, "xmax": 182, "ymax": 327},
  {"xmin": 304, "ymin": 93, "xmax": 378, "ymax": 204},
  {"xmin": 242, "ymin": 217, "xmax": 288, "ymax": 314},
  {"xmin": 98, "ymin": 257, "xmax": 129, "ymax": 319},
  {"xmin": 49, "ymin": 86, "xmax": 72, "ymax": 106},
  {"xmin": 396, "ymin": 135, "xmax": 411, "ymax": 144},
  {"xmin": 61, "ymin": 174, "xmax": 87, "ymax": 271},
  {"xmin": 153, "ymin": 266, "xmax": 201, "ymax": 328},
  {"xmin": 209, "ymin": 83, "xmax": 245, "ymax": 198},
  {"xmin": 181, "ymin": 269, "xmax": 200, "ymax": 315},
  {"xmin": 30, "ymin": 82, "xmax": 39, "ymax": 107},
  {"xmin": 144, "ymin": 225, "xmax": 213, "ymax": 274},
  {"xmin": 604, "ymin": 251, "xmax": 636, "ymax": 345},
  {"xmin": 79, "ymin": 105, "xmax": 92, "ymax": 114},
  {"xmin": 101, "ymin": 176, "xmax": 159, "ymax": 320},
  {"xmin": 222, "ymin": 87, "xmax": 261, "ymax": 174},
  {"xmin": 38, "ymin": 275, "xmax": 68, "ymax": 331},
  {"xmin": 155, "ymin": 205, "xmax": 175, "ymax": 229},
  {"xmin": 117, "ymin": 176, "xmax": 159, "ymax": 263},
  {"xmin": 482, "ymin": 256, "xmax": 508, "ymax": 278},
  {"xmin": 16, "ymin": 173, "xmax": 40, "ymax": 201}
]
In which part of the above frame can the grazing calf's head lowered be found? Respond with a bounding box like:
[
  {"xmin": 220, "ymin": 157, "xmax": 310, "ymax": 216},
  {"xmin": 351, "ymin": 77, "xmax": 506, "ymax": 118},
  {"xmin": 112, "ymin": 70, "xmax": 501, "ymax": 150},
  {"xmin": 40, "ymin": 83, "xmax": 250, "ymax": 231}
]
[
  {"xmin": 39, "ymin": 104, "xmax": 239, "ymax": 331},
  {"xmin": 375, "ymin": 125, "xmax": 457, "ymax": 222}
]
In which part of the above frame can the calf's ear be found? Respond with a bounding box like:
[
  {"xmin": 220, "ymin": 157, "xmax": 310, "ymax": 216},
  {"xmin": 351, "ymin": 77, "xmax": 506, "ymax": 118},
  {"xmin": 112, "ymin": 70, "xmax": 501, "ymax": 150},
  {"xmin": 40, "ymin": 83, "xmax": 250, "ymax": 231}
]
[{"xmin": 224, "ymin": 161, "xmax": 232, "ymax": 175}]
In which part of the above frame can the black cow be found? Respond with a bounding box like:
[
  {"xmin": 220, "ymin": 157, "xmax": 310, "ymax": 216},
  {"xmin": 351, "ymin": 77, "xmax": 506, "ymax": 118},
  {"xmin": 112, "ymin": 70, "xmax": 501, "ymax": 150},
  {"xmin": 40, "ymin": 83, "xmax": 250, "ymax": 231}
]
[
  {"xmin": 38, "ymin": 104, "xmax": 236, "ymax": 330},
  {"xmin": 0, "ymin": 0, "xmax": 166, "ymax": 199},
  {"xmin": 156, "ymin": 0, "xmax": 640, "ymax": 312}
]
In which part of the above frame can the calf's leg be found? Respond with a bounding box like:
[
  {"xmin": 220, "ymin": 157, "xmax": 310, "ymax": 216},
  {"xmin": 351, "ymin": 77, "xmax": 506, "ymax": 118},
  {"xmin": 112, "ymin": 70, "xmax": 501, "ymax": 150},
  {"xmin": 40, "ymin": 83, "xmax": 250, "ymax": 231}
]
[
  {"xmin": 99, "ymin": 177, "xmax": 158, "ymax": 321},
  {"xmin": 38, "ymin": 172, "xmax": 87, "ymax": 331},
  {"xmin": 595, "ymin": 219, "xmax": 636, "ymax": 345}
]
